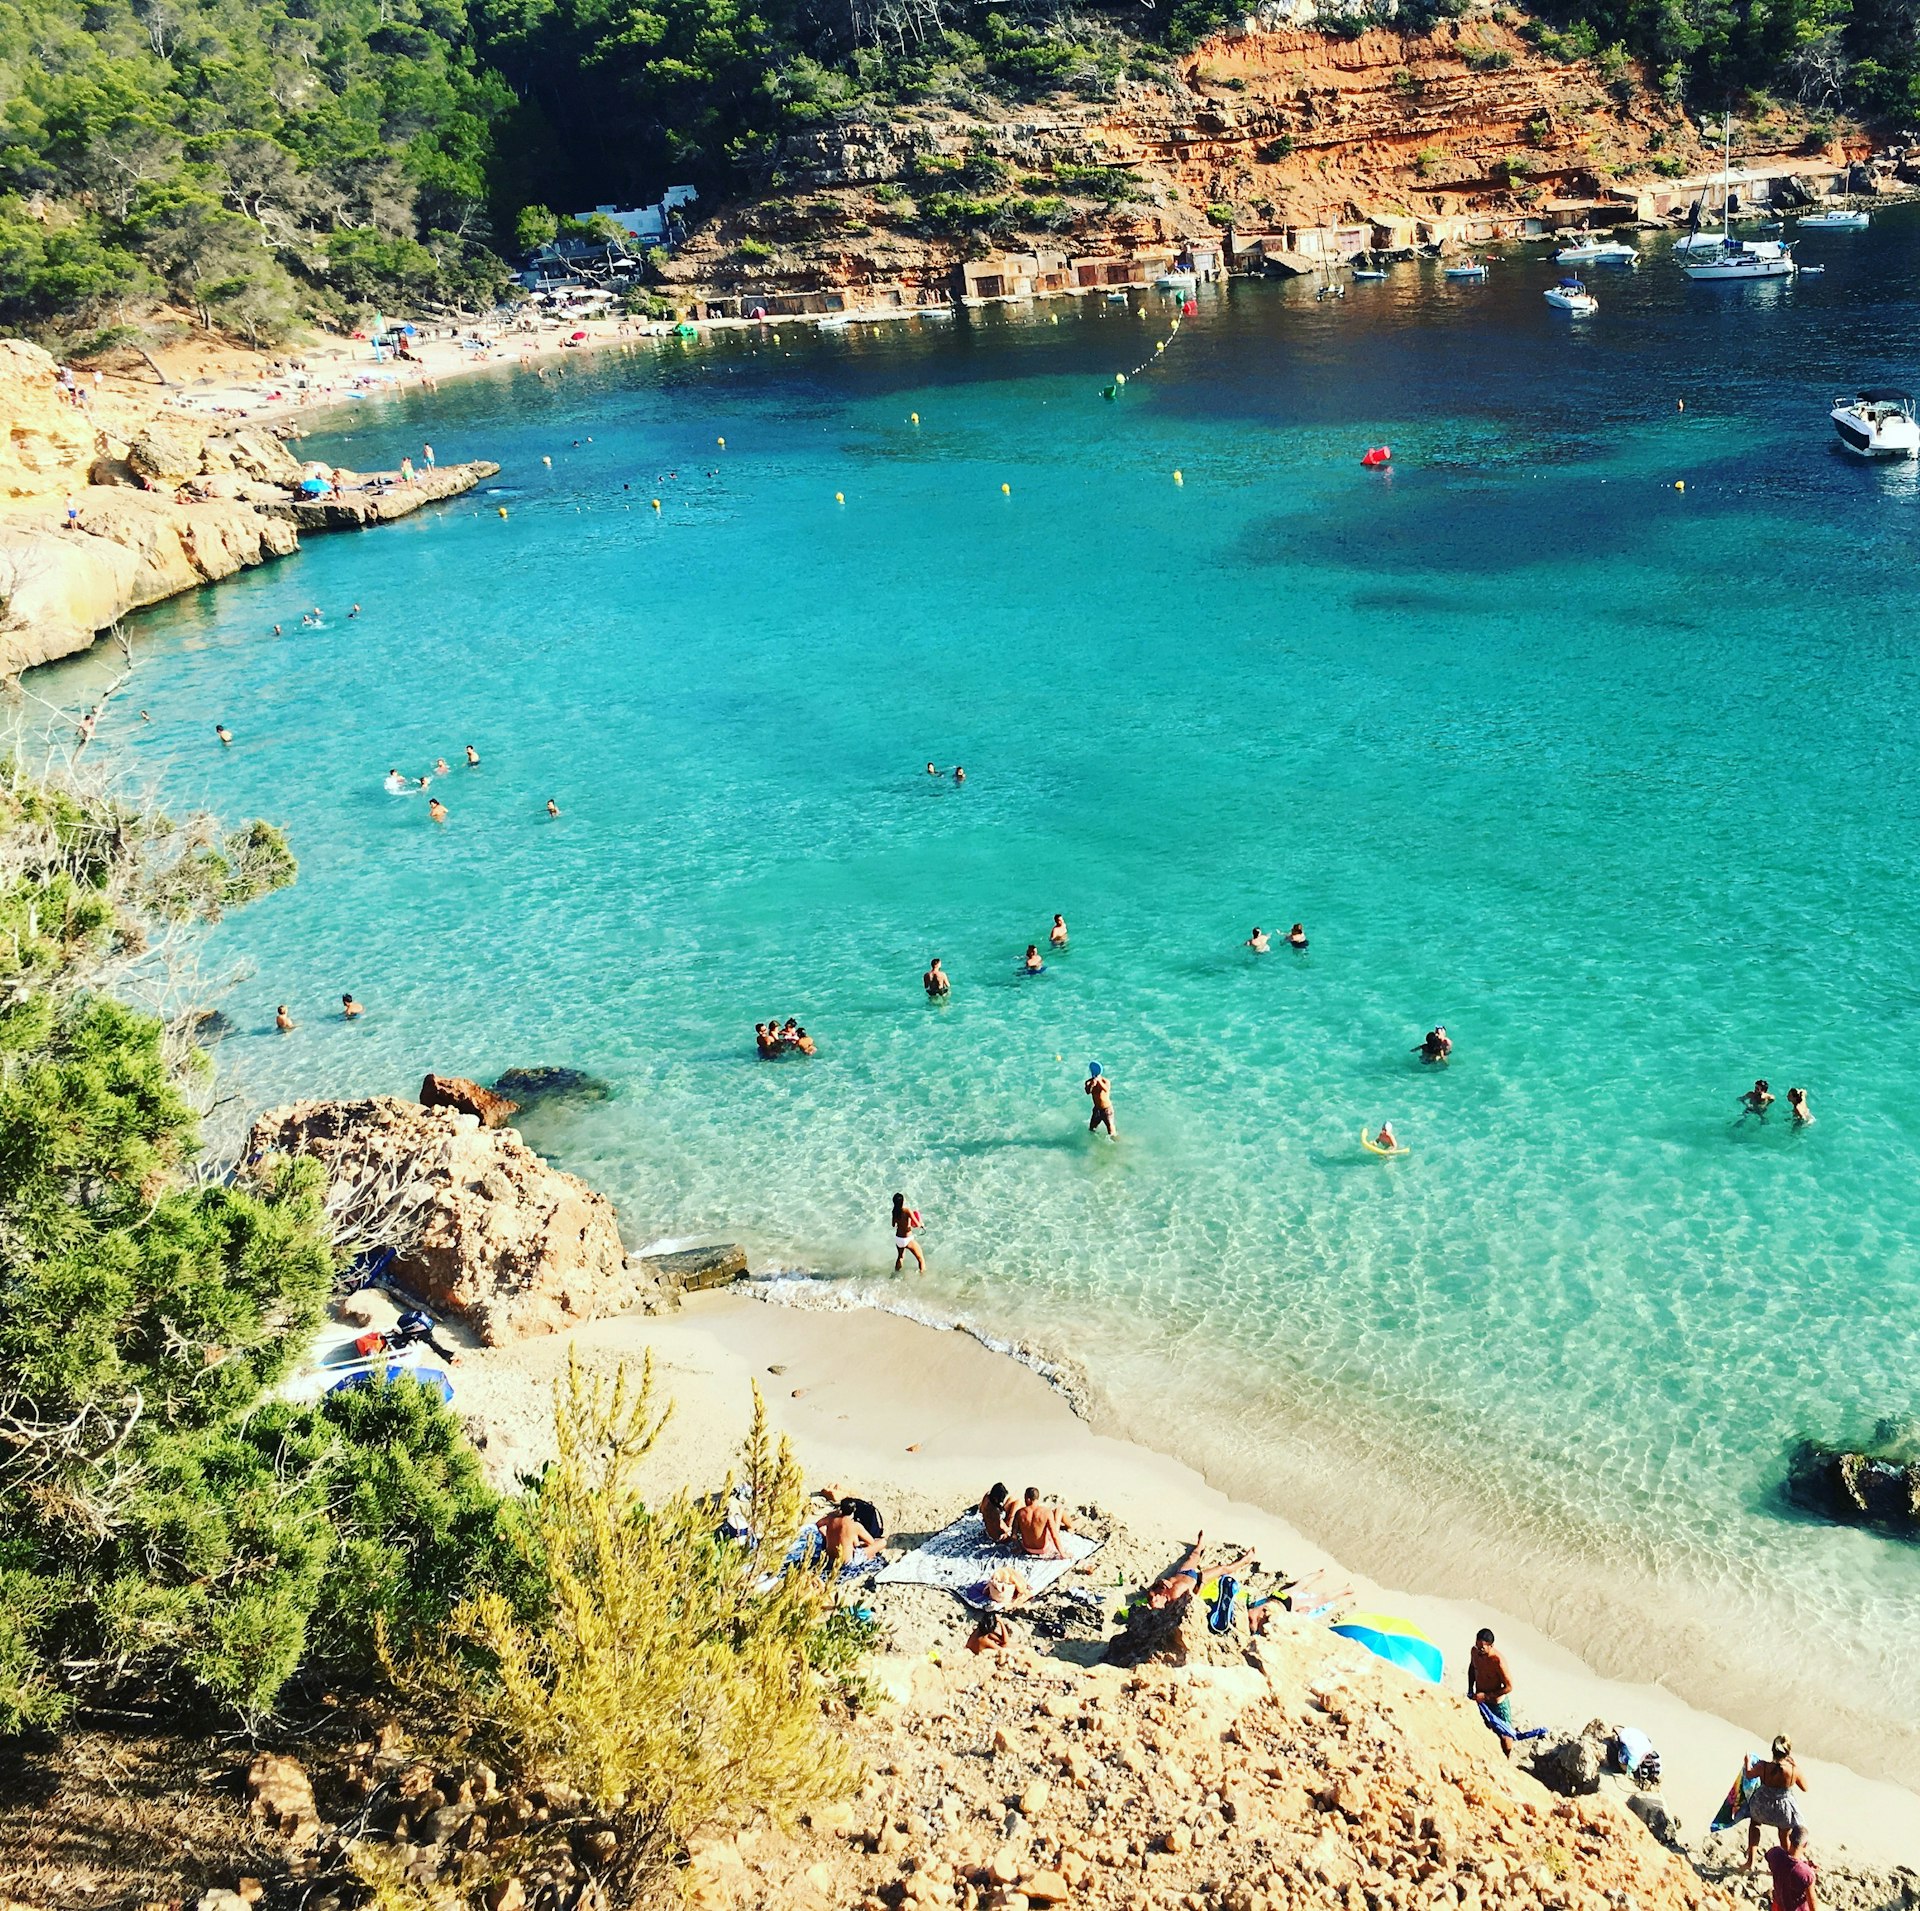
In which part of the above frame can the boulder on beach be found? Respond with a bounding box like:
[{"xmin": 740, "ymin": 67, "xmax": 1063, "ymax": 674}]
[
  {"xmin": 420, "ymin": 1071, "xmax": 520, "ymax": 1128},
  {"xmin": 247, "ymin": 1096, "xmax": 646, "ymax": 1343},
  {"xmin": 126, "ymin": 413, "xmax": 211, "ymax": 484},
  {"xmin": 1529, "ymin": 1727, "xmax": 1605, "ymax": 1796}
]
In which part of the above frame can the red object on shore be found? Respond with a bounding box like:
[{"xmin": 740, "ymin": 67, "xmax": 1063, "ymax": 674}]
[{"xmin": 1361, "ymin": 446, "xmax": 1392, "ymax": 467}]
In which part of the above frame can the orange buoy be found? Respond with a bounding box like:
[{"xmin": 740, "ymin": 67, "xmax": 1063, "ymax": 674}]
[{"xmin": 1361, "ymin": 446, "xmax": 1392, "ymax": 468}]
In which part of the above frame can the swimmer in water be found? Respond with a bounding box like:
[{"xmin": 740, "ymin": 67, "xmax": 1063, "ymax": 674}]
[
  {"xmin": 1247, "ymin": 926, "xmax": 1270, "ymax": 953},
  {"xmin": 1787, "ymin": 1086, "xmax": 1813, "ymax": 1125},
  {"xmin": 924, "ymin": 956, "xmax": 950, "ymax": 998},
  {"xmin": 1415, "ymin": 1026, "xmax": 1452, "ymax": 1065},
  {"xmin": 1371, "ymin": 1121, "xmax": 1399, "ymax": 1152},
  {"xmin": 433, "ymin": 757, "xmax": 450, "ymax": 776},
  {"xmin": 1740, "ymin": 1079, "xmax": 1775, "ymax": 1119},
  {"xmin": 350, "ymin": 604, "xmax": 361, "ymax": 618},
  {"xmin": 1024, "ymin": 944, "xmax": 1044, "ymax": 973},
  {"xmin": 926, "ymin": 761, "xmax": 940, "ymax": 776},
  {"xmin": 272, "ymin": 624, "xmax": 282, "ymax": 638},
  {"xmin": 953, "ymin": 765, "xmax": 966, "ymax": 783},
  {"xmin": 428, "ymin": 796, "xmax": 448, "ymax": 822},
  {"xmin": 465, "ymin": 744, "xmax": 480, "ymax": 767},
  {"xmin": 546, "ymin": 798, "xmax": 560, "ymax": 817},
  {"xmin": 1287, "ymin": 923, "xmax": 1308, "ymax": 949},
  {"xmin": 342, "ymin": 993, "xmax": 364, "ymax": 1019},
  {"xmin": 1050, "ymin": 913, "xmax": 1068, "ymax": 947},
  {"xmin": 139, "ymin": 710, "xmax": 150, "ymax": 722},
  {"xmin": 793, "ymin": 1025, "xmax": 816, "ymax": 1055},
  {"xmin": 215, "ymin": 724, "xmax": 233, "ymax": 746},
  {"xmin": 384, "ymin": 768, "xmax": 407, "ymax": 793},
  {"xmin": 1085, "ymin": 1062, "xmax": 1116, "ymax": 1139},
  {"xmin": 275, "ymin": 1005, "xmax": 296, "ymax": 1032}
]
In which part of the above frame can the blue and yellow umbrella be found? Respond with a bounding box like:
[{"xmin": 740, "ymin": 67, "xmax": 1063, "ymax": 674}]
[{"xmin": 1329, "ymin": 1612, "xmax": 1444, "ymax": 1685}]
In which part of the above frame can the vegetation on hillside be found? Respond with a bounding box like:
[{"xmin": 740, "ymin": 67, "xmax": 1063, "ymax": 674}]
[{"xmin": 0, "ymin": 0, "xmax": 1910, "ymax": 344}]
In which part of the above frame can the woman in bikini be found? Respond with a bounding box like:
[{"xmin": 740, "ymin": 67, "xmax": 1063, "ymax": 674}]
[{"xmin": 891, "ymin": 1193, "xmax": 924, "ymax": 1273}]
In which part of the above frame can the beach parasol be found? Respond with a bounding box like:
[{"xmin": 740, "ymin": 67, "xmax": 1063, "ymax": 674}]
[
  {"xmin": 1329, "ymin": 1612, "xmax": 1443, "ymax": 1684},
  {"xmin": 570, "ymin": 329, "xmax": 588, "ymax": 340}
]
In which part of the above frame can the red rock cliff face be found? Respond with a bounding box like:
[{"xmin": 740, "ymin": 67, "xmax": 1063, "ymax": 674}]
[{"xmin": 663, "ymin": 18, "xmax": 1725, "ymax": 302}]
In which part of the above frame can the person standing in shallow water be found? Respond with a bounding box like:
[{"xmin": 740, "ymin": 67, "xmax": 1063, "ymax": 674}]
[
  {"xmin": 891, "ymin": 1193, "xmax": 924, "ymax": 1273},
  {"xmin": 1085, "ymin": 1062, "xmax": 1116, "ymax": 1139},
  {"xmin": 1050, "ymin": 914, "xmax": 1068, "ymax": 948},
  {"xmin": 924, "ymin": 955, "xmax": 949, "ymax": 998}
]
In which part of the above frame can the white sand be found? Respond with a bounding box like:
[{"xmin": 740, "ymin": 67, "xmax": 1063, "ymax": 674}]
[{"xmin": 449, "ymin": 1291, "xmax": 1920, "ymax": 1872}]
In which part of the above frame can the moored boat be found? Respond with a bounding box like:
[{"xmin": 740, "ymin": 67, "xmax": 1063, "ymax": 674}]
[
  {"xmin": 1799, "ymin": 208, "xmax": 1870, "ymax": 230},
  {"xmin": 1544, "ymin": 278, "xmax": 1598, "ymax": 314},
  {"xmin": 1555, "ymin": 240, "xmax": 1639, "ymax": 267},
  {"xmin": 1443, "ymin": 258, "xmax": 1488, "ymax": 280},
  {"xmin": 1831, "ymin": 388, "xmax": 1920, "ymax": 458}
]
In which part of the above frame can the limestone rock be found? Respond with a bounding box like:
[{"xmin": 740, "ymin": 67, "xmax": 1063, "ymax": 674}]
[
  {"xmin": 247, "ymin": 1751, "xmax": 321, "ymax": 1847},
  {"xmin": 218, "ymin": 425, "xmax": 304, "ymax": 485},
  {"xmin": 1626, "ymin": 1790, "xmax": 1682, "ymax": 1846},
  {"xmin": 421, "ymin": 1072, "xmax": 521, "ymax": 1128},
  {"xmin": 0, "ymin": 339, "xmax": 101, "ymax": 499},
  {"xmin": 639, "ymin": 1243, "xmax": 747, "ymax": 1293},
  {"xmin": 127, "ymin": 413, "xmax": 212, "ymax": 484},
  {"xmin": 248, "ymin": 1096, "xmax": 638, "ymax": 1343},
  {"xmin": 1786, "ymin": 1438, "xmax": 1920, "ymax": 1536},
  {"xmin": 1529, "ymin": 1731, "xmax": 1603, "ymax": 1797}
]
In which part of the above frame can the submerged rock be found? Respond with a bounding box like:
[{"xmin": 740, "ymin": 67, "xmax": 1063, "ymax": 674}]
[
  {"xmin": 492, "ymin": 1065, "xmax": 612, "ymax": 1107},
  {"xmin": 637, "ymin": 1243, "xmax": 746, "ymax": 1293},
  {"xmin": 1785, "ymin": 1439, "xmax": 1920, "ymax": 1536}
]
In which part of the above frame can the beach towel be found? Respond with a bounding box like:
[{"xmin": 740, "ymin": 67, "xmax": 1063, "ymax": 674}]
[
  {"xmin": 1476, "ymin": 1700, "xmax": 1547, "ymax": 1744},
  {"xmin": 1711, "ymin": 1760, "xmax": 1762, "ymax": 1833},
  {"xmin": 875, "ymin": 1511, "xmax": 1103, "ymax": 1610}
]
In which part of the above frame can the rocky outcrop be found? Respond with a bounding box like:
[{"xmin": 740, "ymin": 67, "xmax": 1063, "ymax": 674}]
[
  {"xmin": 1786, "ymin": 1438, "xmax": 1920, "ymax": 1536},
  {"xmin": 636, "ymin": 1243, "xmax": 747, "ymax": 1293},
  {"xmin": 247, "ymin": 1096, "xmax": 641, "ymax": 1344},
  {"xmin": 491, "ymin": 1065, "xmax": 613, "ymax": 1108},
  {"xmin": 1530, "ymin": 1726, "xmax": 1606, "ymax": 1796},
  {"xmin": 420, "ymin": 1072, "xmax": 520, "ymax": 1129},
  {"xmin": 0, "ymin": 336, "xmax": 494, "ymax": 676}
]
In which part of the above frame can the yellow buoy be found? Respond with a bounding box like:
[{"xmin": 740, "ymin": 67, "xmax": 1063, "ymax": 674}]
[
  {"xmin": 651, "ymin": 497, "xmax": 661, "ymax": 510},
  {"xmin": 1001, "ymin": 482, "xmax": 1011, "ymax": 495},
  {"xmin": 1174, "ymin": 469, "xmax": 1184, "ymax": 484},
  {"xmin": 1115, "ymin": 372, "xmax": 1127, "ymax": 387},
  {"xmin": 835, "ymin": 491, "xmax": 845, "ymax": 504},
  {"xmin": 718, "ymin": 435, "xmax": 726, "ymax": 447},
  {"xmin": 541, "ymin": 455, "xmax": 552, "ymax": 467},
  {"xmin": 497, "ymin": 506, "xmax": 508, "ymax": 518},
  {"xmin": 910, "ymin": 412, "xmax": 920, "ymax": 425},
  {"xmin": 1673, "ymin": 480, "xmax": 1685, "ymax": 492}
]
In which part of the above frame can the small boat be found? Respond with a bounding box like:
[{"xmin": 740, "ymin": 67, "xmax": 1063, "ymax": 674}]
[
  {"xmin": 1156, "ymin": 270, "xmax": 1197, "ymax": 291},
  {"xmin": 1800, "ymin": 264, "xmax": 1826, "ymax": 275},
  {"xmin": 1799, "ymin": 208, "xmax": 1870, "ymax": 230},
  {"xmin": 1351, "ymin": 266, "xmax": 1389, "ymax": 280},
  {"xmin": 1444, "ymin": 258, "xmax": 1488, "ymax": 280},
  {"xmin": 1544, "ymin": 278, "xmax": 1598, "ymax": 314},
  {"xmin": 1555, "ymin": 240, "xmax": 1638, "ymax": 267},
  {"xmin": 1831, "ymin": 387, "xmax": 1920, "ymax": 458}
]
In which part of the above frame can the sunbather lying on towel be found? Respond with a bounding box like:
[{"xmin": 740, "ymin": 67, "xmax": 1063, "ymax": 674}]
[
  {"xmin": 1147, "ymin": 1534, "xmax": 1258, "ymax": 1609},
  {"xmin": 1011, "ymin": 1486, "xmax": 1074, "ymax": 1560}
]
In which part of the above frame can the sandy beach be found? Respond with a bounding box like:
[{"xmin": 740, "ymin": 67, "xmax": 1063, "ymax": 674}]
[{"xmin": 437, "ymin": 1288, "xmax": 1920, "ymax": 1874}]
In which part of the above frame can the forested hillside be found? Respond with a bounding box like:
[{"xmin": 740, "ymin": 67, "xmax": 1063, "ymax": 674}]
[{"xmin": 0, "ymin": 0, "xmax": 1913, "ymax": 344}]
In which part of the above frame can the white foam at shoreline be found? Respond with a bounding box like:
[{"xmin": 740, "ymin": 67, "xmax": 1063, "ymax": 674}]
[{"xmin": 741, "ymin": 1267, "xmax": 1092, "ymax": 1416}]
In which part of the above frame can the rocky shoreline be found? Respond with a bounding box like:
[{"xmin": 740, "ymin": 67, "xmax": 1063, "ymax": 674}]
[{"xmin": 0, "ymin": 339, "xmax": 495, "ymax": 676}]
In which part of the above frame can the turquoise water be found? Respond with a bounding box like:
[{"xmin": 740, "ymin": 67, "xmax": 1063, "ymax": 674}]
[{"xmin": 40, "ymin": 218, "xmax": 1920, "ymax": 1781}]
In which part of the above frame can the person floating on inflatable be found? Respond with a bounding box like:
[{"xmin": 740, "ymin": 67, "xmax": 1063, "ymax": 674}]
[{"xmin": 1362, "ymin": 1122, "xmax": 1408, "ymax": 1156}]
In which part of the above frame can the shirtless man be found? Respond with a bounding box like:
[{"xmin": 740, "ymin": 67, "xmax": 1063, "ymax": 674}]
[
  {"xmin": 1050, "ymin": 914, "xmax": 1068, "ymax": 948},
  {"xmin": 924, "ymin": 956, "xmax": 950, "ymax": 998},
  {"xmin": 215, "ymin": 724, "xmax": 233, "ymax": 746},
  {"xmin": 1146, "ymin": 1534, "xmax": 1257, "ymax": 1609},
  {"xmin": 792, "ymin": 1026, "xmax": 816, "ymax": 1056},
  {"xmin": 1467, "ymin": 1628, "xmax": 1515, "ymax": 1755},
  {"xmin": 1011, "ymin": 1486, "xmax": 1073, "ymax": 1560},
  {"xmin": 341, "ymin": 993, "xmax": 364, "ymax": 1018},
  {"xmin": 1024, "ymin": 944, "xmax": 1045, "ymax": 973},
  {"xmin": 1415, "ymin": 1026, "xmax": 1452, "ymax": 1064},
  {"xmin": 1085, "ymin": 1063, "xmax": 1116, "ymax": 1139},
  {"xmin": 546, "ymin": 798, "xmax": 561, "ymax": 818},
  {"xmin": 1247, "ymin": 926, "xmax": 1270, "ymax": 953},
  {"xmin": 275, "ymin": 1005, "xmax": 296, "ymax": 1032},
  {"xmin": 464, "ymin": 744, "xmax": 481, "ymax": 767},
  {"xmin": 1741, "ymin": 1079, "xmax": 1776, "ymax": 1118},
  {"xmin": 815, "ymin": 1502, "xmax": 886, "ymax": 1569}
]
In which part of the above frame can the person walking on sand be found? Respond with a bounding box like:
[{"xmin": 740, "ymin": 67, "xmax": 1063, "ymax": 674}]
[
  {"xmin": 891, "ymin": 1193, "xmax": 925, "ymax": 1273},
  {"xmin": 924, "ymin": 955, "xmax": 949, "ymax": 998},
  {"xmin": 1467, "ymin": 1628, "xmax": 1515, "ymax": 1756},
  {"xmin": 1744, "ymin": 1736, "xmax": 1809, "ymax": 1871},
  {"xmin": 1011, "ymin": 1486, "xmax": 1073, "ymax": 1560},
  {"xmin": 1085, "ymin": 1062, "xmax": 1116, "ymax": 1139},
  {"xmin": 1766, "ymin": 1823, "xmax": 1818, "ymax": 1911}
]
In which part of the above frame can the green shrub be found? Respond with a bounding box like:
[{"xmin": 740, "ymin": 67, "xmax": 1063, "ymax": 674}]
[
  {"xmin": 738, "ymin": 236, "xmax": 775, "ymax": 258},
  {"xmin": 1464, "ymin": 45, "xmax": 1514, "ymax": 71},
  {"xmin": 1205, "ymin": 201, "xmax": 1236, "ymax": 225}
]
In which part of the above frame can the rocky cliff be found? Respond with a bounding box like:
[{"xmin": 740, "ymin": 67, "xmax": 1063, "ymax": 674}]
[{"xmin": 0, "ymin": 339, "xmax": 493, "ymax": 676}]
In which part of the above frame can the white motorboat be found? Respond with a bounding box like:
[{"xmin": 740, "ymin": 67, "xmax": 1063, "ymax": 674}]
[
  {"xmin": 1831, "ymin": 387, "xmax": 1920, "ymax": 458},
  {"xmin": 1799, "ymin": 208, "xmax": 1870, "ymax": 230},
  {"xmin": 1544, "ymin": 278, "xmax": 1598, "ymax": 314},
  {"xmin": 1351, "ymin": 265, "xmax": 1389, "ymax": 279},
  {"xmin": 1555, "ymin": 240, "xmax": 1638, "ymax": 267},
  {"xmin": 1444, "ymin": 258, "xmax": 1488, "ymax": 280},
  {"xmin": 1156, "ymin": 270, "xmax": 1197, "ymax": 291}
]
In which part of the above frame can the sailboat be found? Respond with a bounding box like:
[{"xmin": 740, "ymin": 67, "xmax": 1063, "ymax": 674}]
[{"xmin": 1683, "ymin": 115, "xmax": 1795, "ymax": 281}]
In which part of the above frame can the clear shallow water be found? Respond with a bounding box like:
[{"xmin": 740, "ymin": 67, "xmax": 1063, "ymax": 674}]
[{"xmin": 40, "ymin": 216, "xmax": 1920, "ymax": 1782}]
